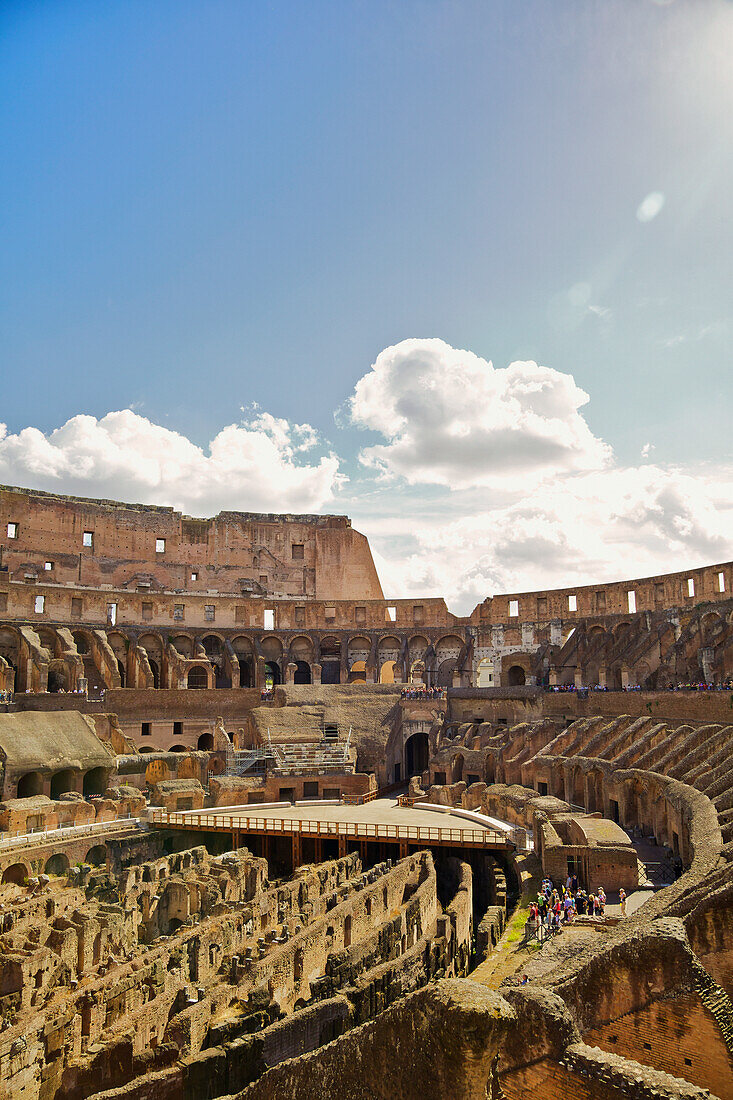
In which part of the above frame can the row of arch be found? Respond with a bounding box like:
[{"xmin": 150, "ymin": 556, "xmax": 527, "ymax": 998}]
[{"xmin": 1, "ymin": 845, "xmax": 107, "ymax": 884}]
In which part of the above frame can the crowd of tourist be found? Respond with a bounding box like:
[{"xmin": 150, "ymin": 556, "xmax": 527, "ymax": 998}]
[
  {"xmin": 528, "ymin": 874, "xmax": 627, "ymax": 934},
  {"xmin": 400, "ymin": 686, "xmax": 447, "ymax": 701},
  {"xmin": 546, "ymin": 681, "xmax": 733, "ymax": 694},
  {"xmin": 260, "ymin": 688, "xmax": 276, "ymax": 702}
]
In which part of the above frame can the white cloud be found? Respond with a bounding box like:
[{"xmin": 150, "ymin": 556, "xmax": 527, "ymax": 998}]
[
  {"xmin": 362, "ymin": 464, "xmax": 733, "ymax": 614},
  {"xmin": 0, "ymin": 410, "xmax": 343, "ymax": 514},
  {"xmin": 636, "ymin": 191, "xmax": 666, "ymax": 222},
  {"xmin": 641, "ymin": 442, "xmax": 654, "ymax": 459},
  {"xmin": 348, "ymin": 338, "xmax": 611, "ymax": 488}
]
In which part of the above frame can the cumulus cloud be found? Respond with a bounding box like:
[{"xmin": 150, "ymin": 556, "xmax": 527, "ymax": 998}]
[
  {"xmin": 0, "ymin": 410, "xmax": 343, "ymax": 514},
  {"xmin": 636, "ymin": 191, "xmax": 666, "ymax": 222},
  {"xmin": 348, "ymin": 338, "xmax": 611, "ymax": 488}
]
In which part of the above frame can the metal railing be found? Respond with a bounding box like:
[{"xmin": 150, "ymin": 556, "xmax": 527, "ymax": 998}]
[
  {"xmin": 0, "ymin": 817, "xmax": 142, "ymax": 853},
  {"xmin": 148, "ymin": 809, "xmax": 511, "ymax": 847}
]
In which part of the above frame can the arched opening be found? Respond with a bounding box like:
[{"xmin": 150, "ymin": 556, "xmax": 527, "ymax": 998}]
[
  {"xmin": 294, "ymin": 661, "xmax": 311, "ymax": 684},
  {"xmin": 378, "ymin": 636, "xmax": 401, "ymax": 683},
  {"xmin": 452, "ymin": 753, "xmax": 464, "ymax": 782},
  {"xmin": 348, "ymin": 660, "xmax": 366, "ymax": 685},
  {"xmin": 436, "ymin": 658, "xmax": 457, "ymax": 687},
  {"xmin": 148, "ymin": 658, "xmax": 161, "ymax": 689},
  {"xmin": 187, "ymin": 666, "xmax": 208, "ymax": 689},
  {"xmin": 320, "ymin": 639, "xmax": 341, "ymax": 685},
  {"xmin": 85, "ymin": 845, "xmax": 107, "ymax": 866},
  {"xmin": 197, "ymin": 732, "xmax": 214, "ymax": 751},
  {"xmin": 1, "ymin": 862, "xmax": 28, "ymax": 886},
  {"xmin": 50, "ymin": 769, "xmax": 76, "ymax": 799},
  {"xmin": 409, "ymin": 660, "xmax": 425, "ymax": 685},
  {"xmin": 232, "ymin": 637, "xmax": 255, "ymax": 688},
  {"xmin": 72, "ymin": 631, "xmax": 91, "ymax": 655},
  {"xmin": 343, "ymin": 914, "xmax": 352, "ymax": 948},
  {"xmin": 405, "ymin": 732, "xmax": 429, "ymax": 777},
  {"xmin": 507, "ymin": 665, "xmax": 526, "ymax": 687},
  {"xmin": 294, "ymin": 947, "xmax": 304, "ymax": 982},
  {"xmin": 202, "ymin": 635, "xmax": 231, "ymax": 688},
  {"xmin": 47, "ymin": 668, "xmax": 68, "ymax": 694},
  {"xmin": 169, "ymin": 744, "xmax": 187, "ymax": 753},
  {"xmin": 379, "ymin": 660, "xmax": 397, "ymax": 684},
  {"xmin": 83, "ymin": 767, "xmax": 108, "ymax": 797},
  {"xmin": 138, "ymin": 745, "xmax": 155, "ymax": 753},
  {"xmin": 44, "ymin": 853, "xmax": 70, "ymax": 877},
  {"xmin": 264, "ymin": 661, "xmax": 281, "ymax": 689},
  {"xmin": 117, "ymin": 659, "xmax": 126, "ymax": 687},
  {"xmin": 17, "ymin": 771, "xmax": 43, "ymax": 799},
  {"xmin": 476, "ymin": 658, "xmax": 494, "ymax": 687}
]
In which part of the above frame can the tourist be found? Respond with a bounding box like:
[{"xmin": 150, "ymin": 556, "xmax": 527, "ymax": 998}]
[{"xmin": 619, "ymin": 888, "xmax": 627, "ymax": 917}]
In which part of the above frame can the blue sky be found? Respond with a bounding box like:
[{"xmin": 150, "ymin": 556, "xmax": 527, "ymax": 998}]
[{"xmin": 1, "ymin": 1, "xmax": 732, "ymax": 612}]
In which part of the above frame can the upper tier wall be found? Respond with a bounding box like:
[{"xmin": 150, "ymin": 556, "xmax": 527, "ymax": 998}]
[
  {"xmin": 471, "ymin": 560, "xmax": 733, "ymax": 624},
  {"xmin": 0, "ymin": 484, "xmax": 384, "ymax": 602}
]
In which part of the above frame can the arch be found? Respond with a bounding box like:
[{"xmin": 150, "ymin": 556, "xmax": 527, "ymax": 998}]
[
  {"xmin": 261, "ymin": 635, "xmax": 284, "ymax": 661},
  {"xmin": 507, "ymin": 665, "xmax": 526, "ymax": 687},
  {"xmin": 476, "ymin": 658, "xmax": 494, "ymax": 687},
  {"xmin": 83, "ymin": 767, "xmax": 108, "ymax": 797},
  {"xmin": 138, "ymin": 745, "xmax": 155, "ymax": 753},
  {"xmin": 290, "ymin": 635, "xmax": 314, "ymax": 662},
  {"xmin": 202, "ymin": 634, "xmax": 231, "ymax": 688},
  {"xmin": 379, "ymin": 660, "xmax": 397, "ymax": 684},
  {"xmin": 409, "ymin": 660, "xmax": 425, "ymax": 685},
  {"xmin": 50, "ymin": 769, "xmax": 76, "ymax": 799},
  {"xmin": 187, "ymin": 666, "xmax": 208, "ymax": 689},
  {"xmin": 72, "ymin": 631, "xmax": 91, "ymax": 655},
  {"xmin": 1, "ymin": 862, "xmax": 28, "ymax": 886},
  {"xmin": 171, "ymin": 634, "xmax": 194, "ymax": 658},
  {"xmin": 85, "ymin": 845, "xmax": 107, "ymax": 867},
  {"xmin": 320, "ymin": 637, "xmax": 341, "ymax": 685},
  {"xmin": 409, "ymin": 635, "xmax": 429, "ymax": 662},
  {"xmin": 47, "ymin": 667, "xmax": 69, "ymax": 694},
  {"xmin": 44, "ymin": 853, "xmax": 70, "ymax": 877},
  {"xmin": 17, "ymin": 771, "xmax": 43, "ymax": 799},
  {"xmin": 37, "ymin": 628, "xmax": 60, "ymax": 656},
  {"xmin": 169, "ymin": 744, "xmax": 187, "ymax": 753},
  {"xmin": 294, "ymin": 660, "xmax": 311, "ymax": 685},
  {"xmin": 452, "ymin": 753, "xmax": 464, "ymax": 782},
  {"xmin": 405, "ymin": 732, "xmax": 429, "ymax": 777},
  {"xmin": 147, "ymin": 658, "xmax": 161, "ymax": 689},
  {"xmin": 348, "ymin": 660, "xmax": 366, "ymax": 685},
  {"xmin": 264, "ymin": 661, "xmax": 281, "ymax": 689},
  {"xmin": 436, "ymin": 658, "xmax": 457, "ymax": 687},
  {"xmin": 197, "ymin": 732, "xmax": 214, "ymax": 751}
]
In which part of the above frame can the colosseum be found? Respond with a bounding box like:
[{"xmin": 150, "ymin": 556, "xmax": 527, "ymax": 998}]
[{"xmin": 0, "ymin": 482, "xmax": 732, "ymax": 1099}]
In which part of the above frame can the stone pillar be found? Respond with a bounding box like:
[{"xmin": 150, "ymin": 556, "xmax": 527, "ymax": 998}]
[
  {"xmin": 312, "ymin": 662, "xmax": 322, "ymax": 685},
  {"xmin": 548, "ymin": 669, "xmax": 558, "ymax": 687},
  {"xmin": 574, "ymin": 669, "xmax": 583, "ymax": 689},
  {"xmin": 285, "ymin": 662, "xmax": 297, "ymax": 685}
]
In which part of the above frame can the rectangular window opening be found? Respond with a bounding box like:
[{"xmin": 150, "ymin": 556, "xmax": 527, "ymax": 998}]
[
  {"xmin": 204, "ymin": 604, "xmax": 215, "ymax": 622},
  {"xmin": 44, "ymin": 561, "xmax": 53, "ymax": 571},
  {"xmin": 508, "ymin": 599, "xmax": 519, "ymax": 617},
  {"xmin": 386, "ymin": 606, "xmax": 397, "ymax": 622},
  {"xmin": 568, "ymin": 594, "xmax": 577, "ymax": 612},
  {"xmin": 291, "ymin": 543, "xmax": 304, "ymax": 560},
  {"xmin": 142, "ymin": 601, "xmax": 153, "ymax": 621},
  {"xmin": 687, "ymin": 577, "xmax": 695, "ymax": 598},
  {"xmin": 173, "ymin": 721, "xmax": 183, "ymax": 736},
  {"xmin": 155, "ymin": 538, "xmax": 166, "ymax": 554},
  {"xmin": 107, "ymin": 602, "xmax": 117, "ymax": 625},
  {"xmin": 71, "ymin": 597, "xmax": 83, "ymax": 618},
  {"xmin": 173, "ymin": 604, "xmax": 184, "ymax": 621},
  {"xmin": 355, "ymin": 606, "xmax": 366, "ymax": 624},
  {"xmin": 141, "ymin": 722, "xmax": 151, "ymax": 737},
  {"xmin": 627, "ymin": 590, "xmax": 636, "ymax": 614},
  {"xmin": 82, "ymin": 531, "xmax": 94, "ymax": 548},
  {"xmin": 718, "ymin": 571, "xmax": 726, "ymax": 593},
  {"xmin": 264, "ymin": 609, "xmax": 274, "ymax": 631},
  {"xmin": 7, "ymin": 522, "xmax": 17, "ymax": 539},
  {"xmin": 191, "ymin": 572, "xmax": 198, "ymax": 582},
  {"xmin": 34, "ymin": 594, "xmax": 45, "ymax": 614}
]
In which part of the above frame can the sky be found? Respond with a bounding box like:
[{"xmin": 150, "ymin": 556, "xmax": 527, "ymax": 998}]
[{"xmin": 1, "ymin": 0, "xmax": 732, "ymax": 614}]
